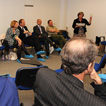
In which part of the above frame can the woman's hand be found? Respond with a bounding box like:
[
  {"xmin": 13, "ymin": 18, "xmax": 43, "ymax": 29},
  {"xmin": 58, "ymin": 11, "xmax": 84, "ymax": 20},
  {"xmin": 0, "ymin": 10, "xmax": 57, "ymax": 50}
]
[
  {"xmin": 89, "ymin": 16, "xmax": 92, "ymax": 24},
  {"xmin": 75, "ymin": 25, "xmax": 81, "ymax": 28},
  {"xmin": 15, "ymin": 36, "xmax": 22, "ymax": 46},
  {"xmin": 18, "ymin": 40, "xmax": 22, "ymax": 46}
]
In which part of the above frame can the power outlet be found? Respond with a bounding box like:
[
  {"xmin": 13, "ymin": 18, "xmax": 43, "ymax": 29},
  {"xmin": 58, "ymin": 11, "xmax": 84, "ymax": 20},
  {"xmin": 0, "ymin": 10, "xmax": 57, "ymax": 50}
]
[{"xmin": 66, "ymin": 27, "xmax": 68, "ymax": 30}]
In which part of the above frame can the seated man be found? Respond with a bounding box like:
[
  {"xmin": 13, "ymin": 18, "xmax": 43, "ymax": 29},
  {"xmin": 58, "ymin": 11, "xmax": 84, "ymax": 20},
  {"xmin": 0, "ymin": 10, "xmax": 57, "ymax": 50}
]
[
  {"xmin": 46, "ymin": 20, "xmax": 66, "ymax": 48},
  {"xmin": 33, "ymin": 37, "xmax": 106, "ymax": 106},
  {"xmin": 33, "ymin": 19, "xmax": 61, "ymax": 58},
  {"xmin": 18, "ymin": 19, "xmax": 46, "ymax": 62}
]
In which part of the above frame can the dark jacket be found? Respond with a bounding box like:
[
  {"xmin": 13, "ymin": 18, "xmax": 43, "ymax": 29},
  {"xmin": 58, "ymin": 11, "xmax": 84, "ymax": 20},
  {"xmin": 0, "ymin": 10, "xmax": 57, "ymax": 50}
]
[
  {"xmin": 33, "ymin": 68, "xmax": 106, "ymax": 106},
  {"xmin": 33, "ymin": 25, "xmax": 47, "ymax": 37},
  {"xmin": 72, "ymin": 18, "xmax": 91, "ymax": 34},
  {"xmin": 18, "ymin": 26, "xmax": 29, "ymax": 41}
]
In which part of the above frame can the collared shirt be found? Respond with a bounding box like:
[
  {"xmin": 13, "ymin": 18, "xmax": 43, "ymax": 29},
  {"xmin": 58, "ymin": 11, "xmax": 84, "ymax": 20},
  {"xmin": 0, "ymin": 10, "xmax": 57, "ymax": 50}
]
[
  {"xmin": 19, "ymin": 26, "xmax": 29, "ymax": 37},
  {"xmin": 37, "ymin": 25, "xmax": 43, "ymax": 34}
]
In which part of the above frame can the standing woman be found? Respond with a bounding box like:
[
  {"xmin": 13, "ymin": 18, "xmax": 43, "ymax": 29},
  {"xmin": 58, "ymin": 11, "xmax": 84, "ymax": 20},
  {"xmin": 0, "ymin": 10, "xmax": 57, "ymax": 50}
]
[
  {"xmin": 5, "ymin": 20, "xmax": 33, "ymax": 63},
  {"xmin": 72, "ymin": 12, "xmax": 92, "ymax": 37}
]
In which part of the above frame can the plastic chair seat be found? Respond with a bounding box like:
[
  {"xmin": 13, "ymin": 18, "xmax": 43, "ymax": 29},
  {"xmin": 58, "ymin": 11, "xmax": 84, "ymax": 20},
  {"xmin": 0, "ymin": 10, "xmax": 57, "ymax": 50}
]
[
  {"xmin": 55, "ymin": 69, "xmax": 64, "ymax": 73},
  {"xmin": 24, "ymin": 44, "xmax": 31, "ymax": 47},
  {"xmin": 0, "ymin": 45, "xmax": 5, "ymax": 50},
  {"xmin": 94, "ymin": 63, "xmax": 100, "ymax": 72},
  {"xmin": 9, "ymin": 46, "xmax": 15, "ymax": 49},
  {"xmin": 98, "ymin": 74, "xmax": 106, "ymax": 82},
  {"xmin": 101, "ymin": 41, "xmax": 106, "ymax": 45}
]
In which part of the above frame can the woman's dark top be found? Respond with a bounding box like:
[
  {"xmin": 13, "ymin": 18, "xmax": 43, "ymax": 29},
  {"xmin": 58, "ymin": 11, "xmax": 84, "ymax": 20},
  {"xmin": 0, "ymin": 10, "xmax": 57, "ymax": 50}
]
[{"xmin": 72, "ymin": 18, "xmax": 91, "ymax": 34}]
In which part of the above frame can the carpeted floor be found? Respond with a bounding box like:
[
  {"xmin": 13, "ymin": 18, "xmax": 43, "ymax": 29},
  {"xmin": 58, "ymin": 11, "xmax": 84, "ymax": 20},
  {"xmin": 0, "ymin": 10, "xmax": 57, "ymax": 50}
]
[{"xmin": 0, "ymin": 51, "xmax": 106, "ymax": 106}]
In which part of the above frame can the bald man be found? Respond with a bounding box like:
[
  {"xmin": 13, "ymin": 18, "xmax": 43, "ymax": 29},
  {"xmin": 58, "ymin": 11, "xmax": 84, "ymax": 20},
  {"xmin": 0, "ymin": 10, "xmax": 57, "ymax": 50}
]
[
  {"xmin": 33, "ymin": 37, "xmax": 106, "ymax": 106},
  {"xmin": 33, "ymin": 19, "xmax": 61, "ymax": 58}
]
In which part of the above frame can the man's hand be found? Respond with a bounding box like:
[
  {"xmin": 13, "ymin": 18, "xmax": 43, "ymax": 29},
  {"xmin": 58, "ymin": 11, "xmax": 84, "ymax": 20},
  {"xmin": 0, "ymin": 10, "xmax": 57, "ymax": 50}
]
[
  {"xmin": 24, "ymin": 31, "xmax": 29, "ymax": 34},
  {"xmin": 89, "ymin": 69, "xmax": 102, "ymax": 85},
  {"xmin": 49, "ymin": 28, "xmax": 57, "ymax": 32},
  {"xmin": 28, "ymin": 32, "xmax": 32, "ymax": 36},
  {"xmin": 38, "ymin": 35, "xmax": 41, "ymax": 37}
]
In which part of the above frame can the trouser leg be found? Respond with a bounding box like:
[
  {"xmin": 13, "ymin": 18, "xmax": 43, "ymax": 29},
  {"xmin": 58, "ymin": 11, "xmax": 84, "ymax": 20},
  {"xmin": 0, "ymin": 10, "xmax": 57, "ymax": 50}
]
[
  {"xmin": 21, "ymin": 42, "xmax": 29, "ymax": 55},
  {"xmin": 40, "ymin": 35, "xmax": 49, "ymax": 56},
  {"xmin": 24, "ymin": 36, "xmax": 42, "ymax": 53},
  {"xmin": 59, "ymin": 35, "xmax": 66, "ymax": 44},
  {"xmin": 16, "ymin": 42, "xmax": 21, "ymax": 59},
  {"xmin": 51, "ymin": 35, "xmax": 66, "ymax": 48}
]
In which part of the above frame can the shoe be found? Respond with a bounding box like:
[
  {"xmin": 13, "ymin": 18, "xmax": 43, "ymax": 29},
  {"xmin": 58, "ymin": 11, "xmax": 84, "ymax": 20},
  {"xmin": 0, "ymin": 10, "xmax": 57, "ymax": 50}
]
[
  {"xmin": 45, "ymin": 56, "xmax": 49, "ymax": 59},
  {"xmin": 17, "ymin": 59, "xmax": 21, "ymax": 63},
  {"xmin": 5, "ymin": 55, "xmax": 11, "ymax": 61},
  {"xmin": 49, "ymin": 46, "xmax": 54, "ymax": 54},
  {"xmin": 37, "ymin": 51, "xmax": 46, "ymax": 55},
  {"xmin": 37, "ymin": 58, "xmax": 45, "ymax": 62},
  {"xmin": 55, "ymin": 48, "xmax": 61, "ymax": 52},
  {"xmin": 2, "ymin": 55, "xmax": 5, "ymax": 61},
  {"xmin": 25, "ymin": 54, "xmax": 34, "ymax": 58}
]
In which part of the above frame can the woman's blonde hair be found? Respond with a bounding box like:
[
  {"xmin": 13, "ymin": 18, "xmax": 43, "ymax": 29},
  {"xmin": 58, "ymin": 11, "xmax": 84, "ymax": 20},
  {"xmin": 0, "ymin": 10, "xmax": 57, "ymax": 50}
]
[
  {"xmin": 10, "ymin": 20, "xmax": 18, "ymax": 28},
  {"xmin": 77, "ymin": 12, "xmax": 84, "ymax": 17}
]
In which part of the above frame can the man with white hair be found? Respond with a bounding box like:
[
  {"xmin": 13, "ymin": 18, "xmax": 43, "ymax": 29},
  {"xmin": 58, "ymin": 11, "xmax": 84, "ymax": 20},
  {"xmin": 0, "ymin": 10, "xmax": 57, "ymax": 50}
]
[{"xmin": 33, "ymin": 37, "xmax": 106, "ymax": 106}]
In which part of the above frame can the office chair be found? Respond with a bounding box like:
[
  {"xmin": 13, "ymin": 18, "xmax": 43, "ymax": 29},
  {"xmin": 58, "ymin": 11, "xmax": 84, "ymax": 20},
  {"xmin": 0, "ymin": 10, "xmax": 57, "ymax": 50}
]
[{"xmin": 94, "ymin": 54, "xmax": 106, "ymax": 73}]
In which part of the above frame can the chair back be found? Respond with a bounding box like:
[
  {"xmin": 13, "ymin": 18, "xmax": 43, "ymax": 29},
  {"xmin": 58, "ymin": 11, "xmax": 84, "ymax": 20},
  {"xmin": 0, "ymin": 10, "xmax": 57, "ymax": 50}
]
[
  {"xmin": 15, "ymin": 66, "xmax": 48, "ymax": 88},
  {"xmin": 99, "ymin": 54, "xmax": 106, "ymax": 69},
  {"xmin": 0, "ymin": 33, "xmax": 6, "ymax": 47},
  {"xmin": 55, "ymin": 69, "xmax": 64, "ymax": 73}
]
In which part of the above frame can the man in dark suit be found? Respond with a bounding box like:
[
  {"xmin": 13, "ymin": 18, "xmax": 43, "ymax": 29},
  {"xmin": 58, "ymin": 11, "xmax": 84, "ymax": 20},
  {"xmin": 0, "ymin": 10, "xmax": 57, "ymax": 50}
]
[
  {"xmin": 18, "ymin": 19, "xmax": 46, "ymax": 62},
  {"xmin": 33, "ymin": 19, "xmax": 61, "ymax": 59},
  {"xmin": 33, "ymin": 37, "xmax": 106, "ymax": 106}
]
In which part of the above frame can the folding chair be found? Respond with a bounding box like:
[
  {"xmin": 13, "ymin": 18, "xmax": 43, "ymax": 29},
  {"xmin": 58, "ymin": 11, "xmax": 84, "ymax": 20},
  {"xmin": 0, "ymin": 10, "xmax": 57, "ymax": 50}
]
[
  {"xmin": 13, "ymin": 65, "xmax": 48, "ymax": 90},
  {"xmin": 94, "ymin": 54, "xmax": 106, "ymax": 73}
]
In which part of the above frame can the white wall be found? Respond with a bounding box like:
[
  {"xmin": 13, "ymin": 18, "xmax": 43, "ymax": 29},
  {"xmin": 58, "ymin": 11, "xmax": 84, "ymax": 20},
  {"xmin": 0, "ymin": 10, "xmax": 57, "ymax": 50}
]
[
  {"xmin": 1, "ymin": 0, "xmax": 106, "ymax": 42},
  {"xmin": 67, "ymin": 0, "xmax": 106, "ymax": 41},
  {"xmin": 24, "ymin": 0, "xmax": 62, "ymax": 32},
  {"xmin": 0, "ymin": 0, "xmax": 25, "ymax": 34},
  {"xmin": 0, "ymin": 0, "xmax": 62, "ymax": 34}
]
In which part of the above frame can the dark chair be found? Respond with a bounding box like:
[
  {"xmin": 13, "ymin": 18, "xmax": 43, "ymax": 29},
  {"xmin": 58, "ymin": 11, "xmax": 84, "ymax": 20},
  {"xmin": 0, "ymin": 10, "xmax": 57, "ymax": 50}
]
[
  {"xmin": 14, "ymin": 65, "xmax": 48, "ymax": 90},
  {"xmin": 59, "ymin": 30, "xmax": 70, "ymax": 40},
  {"xmin": 94, "ymin": 54, "xmax": 106, "ymax": 73}
]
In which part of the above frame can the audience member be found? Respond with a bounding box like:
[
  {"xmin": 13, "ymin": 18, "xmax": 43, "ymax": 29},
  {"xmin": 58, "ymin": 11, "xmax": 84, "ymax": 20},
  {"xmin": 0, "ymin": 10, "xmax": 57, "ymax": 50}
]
[
  {"xmin": 18, "ymin": 19, "xmax": 46, "ymax": 62},
  {"xmin": 33, "ymin": 37, "xmax": 106, "ymax": 106},
  {"xmin": 33, "ymin": 19, "xmax": 61, "ymax": 58},
  {"xmin": 46, "ymin": 20, "xmax": 66, "ymax": 48},
  {"xmin": 72, "ymin": 12, "xmax": 92, "ymax": 37},
  {"xmin": 33, "ymin": 19, "xmax": 51, "ymax": 59},
  {"xmin": 5, "ymin": 20, "xmax": 33, "ymax": 63}
]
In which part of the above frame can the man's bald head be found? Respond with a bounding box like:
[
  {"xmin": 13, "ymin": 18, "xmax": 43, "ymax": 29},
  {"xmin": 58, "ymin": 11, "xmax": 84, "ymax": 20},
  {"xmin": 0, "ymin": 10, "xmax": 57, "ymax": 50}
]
[
  {"xmin": 61, "ymin": 37, "xmax": 98, "ymax": 75},
  {"xmin": 37, "ymin": 19, "xmax": 42, "ymax": 25}
]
